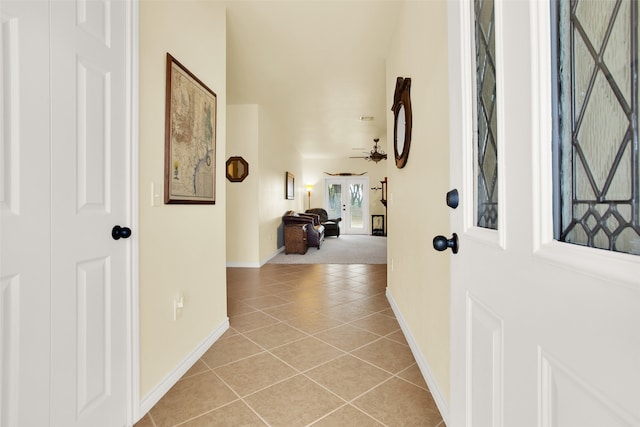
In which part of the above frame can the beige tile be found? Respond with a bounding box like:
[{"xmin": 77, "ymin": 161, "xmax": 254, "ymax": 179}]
[
  {"xmin": 351, "ymin": 294, "xmax": 391, "ymax": 313},
  {"xmin": 350, "ymin": 312, "xmax": 400, "ymax": 336},
  {"xmin": 244, "ymin": 375, "xmax": 344, "ymax": 427},
  {"xmin": 321, "ymin": 304, "xmax": 376, "ymax": 323},
  {"xmin": 271, "ymin": 337, "xmax": 344, "ymax": 371},
  {"xmin": 353, "ymin": 377, "xmax": 443, "ymax": 426},
  {"xmin": 378, "ymin": 308, "xmax": 396, "ymax": 318},
  {"xmin": 350, "ymin": 284, "xmax": 386, "ymax": 297},
  {"xmin": 385, "ymin": 329, "xmax": 409, "ymax": 345},
  {"xmin": 229, "ymin": 311, "xmax": 280, "ymax": 333},
  {"xmin": 311, "ymin": 405, "xmax": 384, "ymax": 426},
  {"xmin": 180, "ymin": 400, "xmax": 266, "ymax": 426},
  {"xmin": 397, "ymin": 363, "xmax": 430, "ymax": 390},
  {"xmin": 306, "ymin": 355, "xmax": 391, "ymax": 400},
  {"xmin": 133, "ymin": 413, "xmax": 154, "ymax": 427},
  {"xmin": 149, "ymin": 371, "xmax": 237, "ymax": 427},
  {"xmin": 262, "ymin": 302, "xmax": 309, "ymax": 321},
  {"xmin": 227, "ymin": 299, "xmax": 257, "ymax": 316},
  {"xmin": 214, "ymin": 352, "xmax": 296, "ymax": 396},
  {"xmin": 244, "ymin": 295, "xmax": 289, "ymax": 309},
  {"xmin": 200, "ymin": 334, "xmax": 263, "ymax": 369},
  {"xmin": 243, "ymin": 322, "xmax": 307, "ymax": 349},
  {"xmin": 180, "ymin": 359, "xmax": 210, "ymax": 381},
  {"xmin": 352, "ymin": 338, "xmax": 416, "ymax": 373},
  {"xmin": 286, "ymin": 311, "xmax": 344, "ymax": 334},
  {"xmin": 314, "ymin": 324, "xmax": 380, "ymax": 352}
]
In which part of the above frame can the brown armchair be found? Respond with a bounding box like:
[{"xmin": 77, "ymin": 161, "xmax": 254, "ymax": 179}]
[
  {"xmin": 282, "ymin": 210, "xmax": 325, "ymax": 249},
  {"xmin": 305, "ymin": 208, "xmax": 341, "ymax": 237}
]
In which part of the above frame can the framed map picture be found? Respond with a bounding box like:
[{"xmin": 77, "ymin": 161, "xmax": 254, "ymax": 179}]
[{"xmin": 165, "ymin": 53, "xmax": 217, "ymax": 204}]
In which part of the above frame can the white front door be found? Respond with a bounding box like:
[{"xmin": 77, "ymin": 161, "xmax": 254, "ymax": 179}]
[
  {"xmin": 448, "ymin": 1, "xmax": 640, "ymax": 426},
  {"xmin": 1, "ymin": 1, "xmax": 133, "ymax": 426},
  {"xmin": 325, "ymin": 177, "xmax": 370, "ymax": 235}
]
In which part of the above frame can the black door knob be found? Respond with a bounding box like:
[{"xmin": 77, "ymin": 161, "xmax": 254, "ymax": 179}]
[
  {"xmin": 112, "ymin": 225, "xmax": 132, "ymax": 240},
  {"xmin": 433, "ymin": 233, "xmax": 458, "ymax": 254}
]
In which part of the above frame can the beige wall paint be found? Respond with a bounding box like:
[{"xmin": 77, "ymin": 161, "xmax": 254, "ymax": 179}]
[
  {"xmin": 139, "ymin": 1, "xmax": 227, "ymax": 398},
  {"xmin": 226, "ymin": 105, "xmax": 260, "ymax": 265},
  {"xmin": 226, "ymin": 104, "xmax": 304, "ymax": 265},
  {"xmin": 386, "ymin": 0, "xmax": 451, "ymax": 401}
]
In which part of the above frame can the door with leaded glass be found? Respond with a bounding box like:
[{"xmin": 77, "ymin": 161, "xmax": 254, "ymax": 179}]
[
  {"xmin": 324, "ymin": 177, "xmax": 370, "ymax": 235},
  {"xmin": 447, "ymin": 0, "xmax": 640, "ymax": 425}
]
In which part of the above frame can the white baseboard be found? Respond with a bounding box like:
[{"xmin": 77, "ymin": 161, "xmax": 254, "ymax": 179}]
[
  {"xmin": 226, "ymin": 261, "xmax": 261, "ymax": 268},
  {"xmin": 386, "ymin": 289, "xmax": 450, "ymax": 426},
  {"xmin": 137, "ymin": 318, "xmax": 230, "ymax": 419}
]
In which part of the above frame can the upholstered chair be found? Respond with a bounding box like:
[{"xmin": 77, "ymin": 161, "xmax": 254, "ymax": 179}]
[
  {"xmin": 282, "ymin": 210, "xmax": 325, "ymax": 249},
  {"xmin": 305, "ymin": 208, "xmax": 341, "ymax": 237}
]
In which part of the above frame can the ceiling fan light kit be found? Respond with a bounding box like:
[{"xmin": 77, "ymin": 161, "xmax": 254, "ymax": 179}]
[{"xmin": 350, "ymin": 137, "xmax": 388, "ymax": 163}]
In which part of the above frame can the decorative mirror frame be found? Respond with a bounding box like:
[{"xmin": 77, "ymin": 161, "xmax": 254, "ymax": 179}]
[
  {"xmin": 391, "ymin": 77, "xmax": 412, "ymax": 169},
  {"xmin": 226, "ymin": 156, "xmax": 249, "ymax": 182}
]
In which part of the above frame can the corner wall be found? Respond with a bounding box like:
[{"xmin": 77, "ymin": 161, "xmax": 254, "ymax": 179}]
[
  {"xmin": 385, "ymin": 0, "xmax": 451, "ymax": 407},
  {"xmin": 226, "ymin": 105, "xmax": 260, "ymax": 266},
  {"xmin": 226, "ymin": 104, "xmax": 304, "ymax": 266},
  {"xmin": 139, "ymin": 0, "xmax": 227, "ymax": 402}
]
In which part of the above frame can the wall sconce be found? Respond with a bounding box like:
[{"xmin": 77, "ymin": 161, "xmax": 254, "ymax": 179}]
[{"xmin": 306, "ymin": 184, "xmax": 313, "ymax": 210}]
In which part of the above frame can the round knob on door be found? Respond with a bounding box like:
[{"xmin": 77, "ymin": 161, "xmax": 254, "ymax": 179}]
[
  {"xmin": 433, "ymin": 233, "xmax": 459, "ymax": 254},
  {"xmin": 112, "ymin": 225, "xmax": 132, "ymax": 240}
]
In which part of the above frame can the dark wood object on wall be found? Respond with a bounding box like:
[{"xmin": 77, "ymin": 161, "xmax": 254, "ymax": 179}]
[
  {"xmin": 226, "ymin": 156, "xmax": 249, "ymax": 182},
  {"xmin": 285, "ymin": 171, "xmax": 295, "ymax": 200},
  {"xmin": 391, "ymin": 77, "xmax": 412, "ymax": 169}
]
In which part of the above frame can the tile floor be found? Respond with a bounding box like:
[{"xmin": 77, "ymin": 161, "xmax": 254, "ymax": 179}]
[{"xmin": 135, "ymin": 263, "xmax": 444, "ymax": 427}]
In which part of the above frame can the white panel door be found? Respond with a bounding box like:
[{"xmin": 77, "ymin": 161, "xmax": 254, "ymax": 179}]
[
  {"xmin": 1, "ymin": 3, "xmax": 52, "ymax": 426},
  {"xmin": 50, "ymin": 1, "xmax": 131, "ymax": 426},
  {"xmin": 325, "ymin": 177, "xmax": 370, "ymax": 234},
  {"xmin": 447, "ymin": 1, "xmax": 640, "ymax": 426},
  {"xmin": 1, "ymin": 1, "xmax": 132, "ymax": 426}
]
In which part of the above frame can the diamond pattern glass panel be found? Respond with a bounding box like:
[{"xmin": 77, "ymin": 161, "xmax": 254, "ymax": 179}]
[
  {"xmin": 474, "ymin": 0, "xmax": 498, "ymax": 229},
  {"xmin": 555, "ymin": 0, "xmax": 640, "ymax": 255}
]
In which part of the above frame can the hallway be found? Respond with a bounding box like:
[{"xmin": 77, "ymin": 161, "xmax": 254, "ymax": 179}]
[{"xmin": 136, "ymin": 264, "xmax": 444, "ymax": 426}]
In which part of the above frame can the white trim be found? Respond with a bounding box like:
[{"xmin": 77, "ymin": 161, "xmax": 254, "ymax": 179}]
[
  {"xmin": 226, "ymin": 261, "xmax": 261, "ymax": 268},
  {"xmin": 137, "ymin": 318, "xmax": 230, "ymax": 419},
  {"xmin": 128, "ymin": 0, "xmax": 141, "ymax": 424},
  {"xmin": 493, "ymin": 0, "xmax": 507, "ymax": 250},
  {"xmin": 386, "ymin": 289, "xmax": 450, "ymax": 426}
]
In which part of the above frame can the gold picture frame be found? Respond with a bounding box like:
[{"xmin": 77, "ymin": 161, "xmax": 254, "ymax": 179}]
[{"xmin": 165, "ymin": 53, "xmax": 217, "ymax": 204}]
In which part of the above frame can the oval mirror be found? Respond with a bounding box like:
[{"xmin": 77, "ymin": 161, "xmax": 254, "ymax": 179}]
[
  {"xmin": 392, "ymin": 77, "xmax": 412, "ymax": 169},
  {"xmin": 395, "ymin": 104, "xmax": 406, "ymax": 156}
]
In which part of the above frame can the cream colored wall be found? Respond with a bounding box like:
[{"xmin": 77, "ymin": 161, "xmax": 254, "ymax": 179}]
[
  {"xmin": 139, "ymin": 1, "xmax": 227, "ymax": 398},
  {"xmin": 226, "ymin": 105, "xmax": 260, "ymax": 265},
  {"xmin": 226, "ymin": 104, "xmax": 304, "ymax": 265},
  {"xmin": 386, "ymin": 0, "xmax": 451, "ymax": 401},
  {"xmin": 257, "ymin": 105, "xmax": 304, "ymax": 262}
]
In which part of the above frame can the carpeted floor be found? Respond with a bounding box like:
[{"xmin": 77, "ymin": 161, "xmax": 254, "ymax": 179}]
[{"xmin": 268, "ymin": 235, "xmax": 387, "ymax": 264}]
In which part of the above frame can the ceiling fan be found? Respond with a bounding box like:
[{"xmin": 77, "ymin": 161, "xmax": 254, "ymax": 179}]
[{"xmin": 350, "ymin": 138, "xmax": 387, "ymax": 163}]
